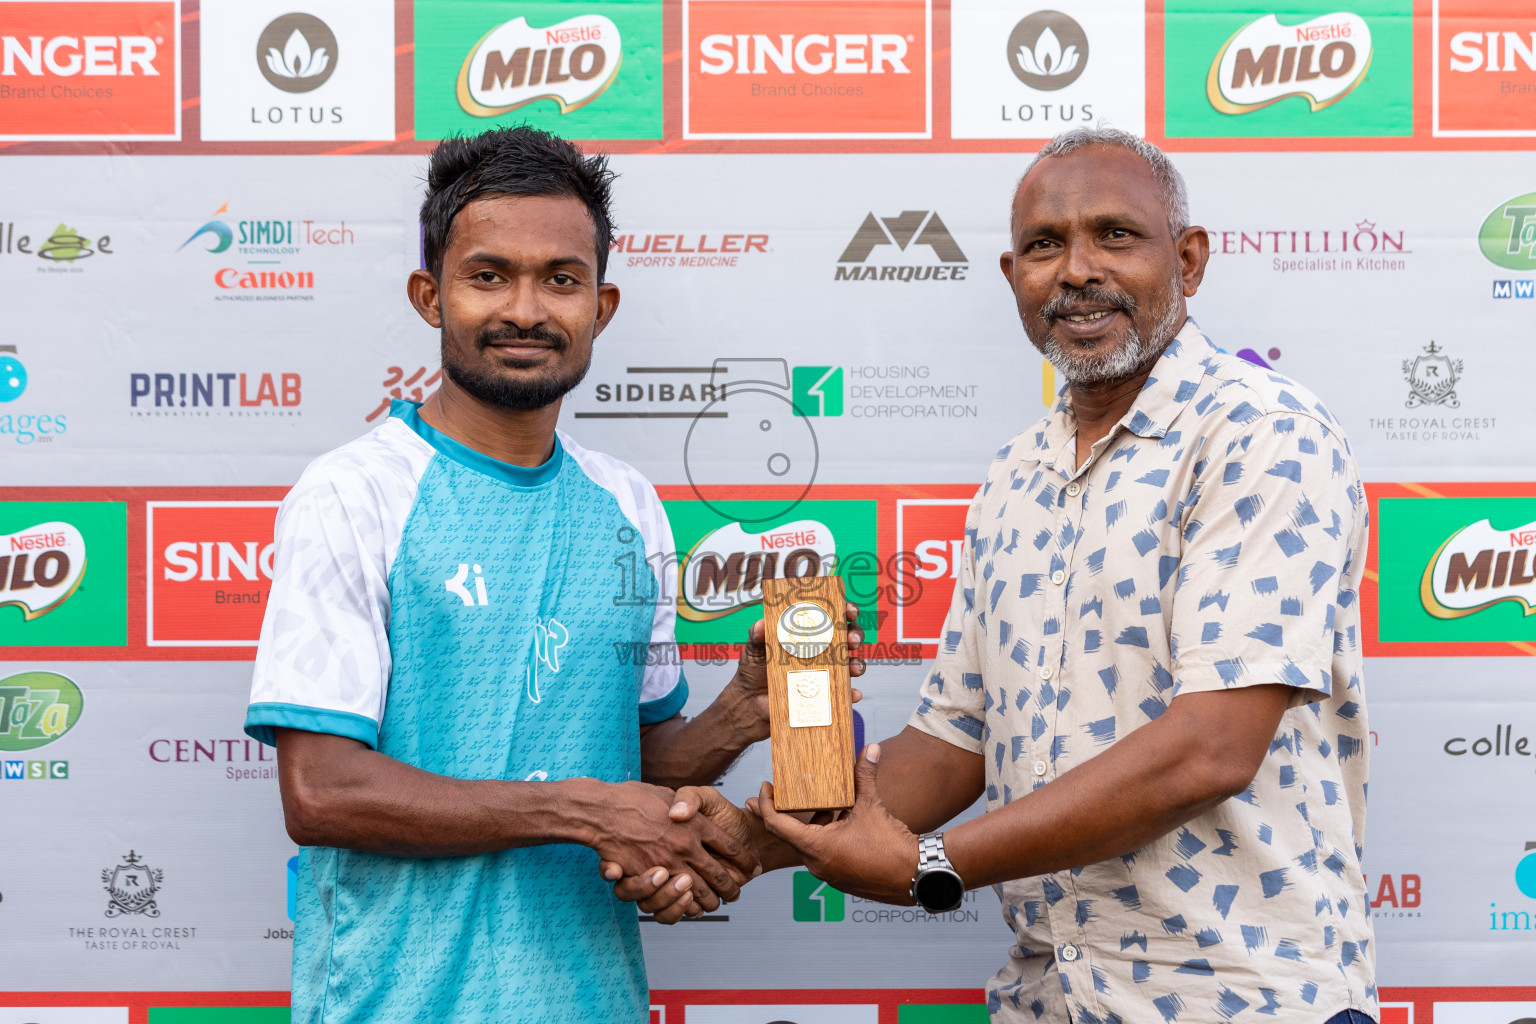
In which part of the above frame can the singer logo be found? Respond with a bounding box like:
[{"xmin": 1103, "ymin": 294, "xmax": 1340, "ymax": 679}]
[
  {"xmin": 0, "ymin": 1, "xmax": 179, "ymax": 139},
  {"xmin": 894, "ymin": 499, "xmax": 969, "ymax": 647},
  {"xmin": 456, "ymin": 14, "xmax": 622, "ymax": 116},
  {"xmin": 1433, "ymin": 0, "xmax": 1536, "ymax": 136},
  {"xmin": 147, "ymin": 502, "xmax": 280, "ymax": 646},
  {"xmin": 683, "ymin": 0, "xmax": 930, "ymax": 139},
  {"xmin": 1207, "ymin": 12, "xmax": 1372, "ymax": 114}
]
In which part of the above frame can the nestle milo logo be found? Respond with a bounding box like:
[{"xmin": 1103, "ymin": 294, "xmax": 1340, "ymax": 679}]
[
  {"xmin": 679, "ymin": 519, "xmax": 837, "ymax": 622},
  {"xmin": 457, "ymin": 14, "xmax": 623, "ymax": 116},
  {"xmin": 1480, "ymin": 193, "xmax": 1536, "ymax": 271},
  {"xmin": 0, "ymin": 671, "xmax": 84, "ymax": 751},
  {"xmin": 1422, "ymin": 518, "xmax": 1536, "ymax": 619},
  {"xmin": 0, "ymin": 521, "xmax": 87, "ymax": 619}
]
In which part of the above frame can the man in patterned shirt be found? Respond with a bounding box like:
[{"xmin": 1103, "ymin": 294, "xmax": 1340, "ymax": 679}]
[{"xmin": 623, "ymin": 128, "xmax": 1378, "ymax": 1023}]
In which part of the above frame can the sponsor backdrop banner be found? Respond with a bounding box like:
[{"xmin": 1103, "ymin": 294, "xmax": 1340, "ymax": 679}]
[{"xmin": 2, "ymin": 0, "xmax": 1535, "ymax": 1019}]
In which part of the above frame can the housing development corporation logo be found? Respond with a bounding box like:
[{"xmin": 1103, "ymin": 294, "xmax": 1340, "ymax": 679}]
[
  {"xmin": 1207, "ymin": 12, "xmax": 1372, "ymax": 114},
  {"xmin": 0, "ymin": 1, "xmax": 179, "ymax": 140},
  {"xmin": 1434, "ymin": 0, "xmax": 1536, "ymax": 137},
  {"xmin": 457, "ymin": 14, "xmax": 622, "ymax": 116},
  {"xmin": 1008, "ymin": 11, "xmax": 1088, "ymax": 90},
  {"xmin": 414, "ymin": 0, "xmax": 662, "ymax": 140},
  {"xmin": 835, "ymin": 210, "xmax": 968, "ymax": 282},
  {"xmin": 257, "ymin": 13, "xmax": 337, "ymax": 92},
  {"xmin": 792, "ymin": 870, "xmax": 846, "ymax": 921},
  {"xmin": 684, "ymin": 0, "xmax": 930, "ymax": 139}
]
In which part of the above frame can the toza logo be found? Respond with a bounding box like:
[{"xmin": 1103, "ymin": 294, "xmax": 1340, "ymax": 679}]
[
  {"xmin": 102, "ymin": 850, "xmax": 163, "ymax": 918},
  {"xmin": 1402, "ymin": 340, "xmax": 1462, "ymax": 409},
  {"xmin": 1479, "ymin": 192, "xmax": 1536, "ymax": 271},
  {"xmin": 1207, "ymin": 11, "xmax": 1372, "ymax": 115},
  {"xmin": 526, "ymin": 616, "xmax": 569, "ymax": 703},
  {"xmin": 257, "ymin": 13, "xmax": 338, "ymax": 93},
  {"xmin": 1007, "ymin": 11, "xmax": 1088, "ymax": 91},
  {"xmin": 0, "ymin": 670, "xmax": 84, "ymax": 752},
  {"xmin": 0, "ymin": 521, "xmax": 86, "ymax": 620},
  {"xmin": 457, "ymin": 14, "xmax": 623, "ymax": 117},
  {"xmin": 444, "ymin": 563, "xmax": 489, "ymax": 606}
]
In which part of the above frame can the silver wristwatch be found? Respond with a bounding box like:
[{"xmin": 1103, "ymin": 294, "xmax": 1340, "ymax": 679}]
[{"xmin": 910, "ymin": 831, "xmax": 966, "ymax": 914}]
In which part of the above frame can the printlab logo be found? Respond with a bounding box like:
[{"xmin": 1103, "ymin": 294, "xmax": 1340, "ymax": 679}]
[
  {"xmin": 1007, "ymin": 11, "xmax": 1088, "ymax": 90},
  {"xmin": 791, "ymin": 367, "xmax": 844, "ymax": 417},
  {"xmin": 457, "ymin": 14, "xmax": 623, "ymax": 116},
  {"xmin": 257, "ymin": 13, "xmax": 338, "ymax": 93},
  {"xmin": 792, "ymin": 869, "xmax": 846, "ymax": 922},
  {"xmin": 1402, "ymin": 341, "xmax": 1462, "ymax": 409},
  {"xmin": 527, "ymin": 617, "xmax": 568, "ymax": 703},
  {"xmin": 1480, "ymin": 192, "xmax": 1536, "ymax": 271},
  {"xmin": 444, "ymin": 563, "xmax": 490, "ymax": 606},
  {"xmin": 835, "ymin": 211, "xmax": 969, "ymax": 282},
  {"xmin": 102, "ymin": 850, "xmax": 163, "ymax": 918}
]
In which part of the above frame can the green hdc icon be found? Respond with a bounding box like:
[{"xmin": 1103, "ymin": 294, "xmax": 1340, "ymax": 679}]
[{"xmin": 792, "ymin": 869, "xmax": 846, "ymax": 922}]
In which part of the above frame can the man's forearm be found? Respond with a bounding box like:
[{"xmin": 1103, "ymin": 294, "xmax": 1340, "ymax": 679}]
[{"xmin": 639, "ymin": 681, "xmax": 764, "ymax": 789}]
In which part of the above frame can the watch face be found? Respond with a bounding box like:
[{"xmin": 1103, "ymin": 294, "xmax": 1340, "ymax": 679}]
[{"xmin": 915, "ymin": 869, "xmax": 965, "ymax": 913}]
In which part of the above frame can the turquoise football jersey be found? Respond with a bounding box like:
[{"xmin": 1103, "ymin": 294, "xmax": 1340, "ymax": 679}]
[{"xmin": 246, "ymin": 400, "xmax": 687, "ymax": 1023}]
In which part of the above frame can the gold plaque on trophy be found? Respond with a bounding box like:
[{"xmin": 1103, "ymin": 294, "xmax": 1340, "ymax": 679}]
[{"xmin": 762, "ymin": 575, "xmax": 855, "ymax": 812}]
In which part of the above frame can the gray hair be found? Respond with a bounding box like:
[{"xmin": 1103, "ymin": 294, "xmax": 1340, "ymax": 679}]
[{"xmin": 1020, "ymin": 127, "xmax": 1190, "ymax": 238}]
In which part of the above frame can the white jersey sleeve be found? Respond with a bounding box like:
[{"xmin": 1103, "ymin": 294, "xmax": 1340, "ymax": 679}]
[
  {"xmin": 557, "ymin": 430, "xmax": 687, "ymax": 723},
  {"xmin": 245, "ymin": 420, "xmax": 434, "ymax": 748}
]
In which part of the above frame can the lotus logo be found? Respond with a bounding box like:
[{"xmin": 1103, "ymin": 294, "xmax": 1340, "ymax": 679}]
[
  {"xmin": 256, "ymin": 13, "xmax": 339, "ymax": 93},
  {"xmin": 1007, "ymin": 11, "xmax": 1089, "ymax": 91},
  {"xmin": 1208, "ymin": 12, "xmax": 1372, "ymax": 115},
  {"xmin": 456, "ymin": 14, "xmax": 623, "ymax": 117}
]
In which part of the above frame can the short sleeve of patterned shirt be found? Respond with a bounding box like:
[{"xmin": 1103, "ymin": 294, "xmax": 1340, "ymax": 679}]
[{"xmin": 909, "ymin": 320, "xmax": 1375, "ymax": 1024}]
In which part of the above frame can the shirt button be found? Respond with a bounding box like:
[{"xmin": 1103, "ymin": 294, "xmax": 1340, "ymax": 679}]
[
  {"xmin": 1039, "ymin": 664, "xmax": 1054, "ymax": 680},
  {"xmin": 1051, "ymin": 569, "xmax": 1066, "ymax": 585},
  {"xmin": 1066, "ymin": 482, "xmax": 1081, "ymax": 497},
  {"xmin": 1060, "ymin": 944, "xmax": 1080, "ymax": 962},
  {"xmin": 1032, "ymin": 760, "xmax": 1048, "ymax": 777}
]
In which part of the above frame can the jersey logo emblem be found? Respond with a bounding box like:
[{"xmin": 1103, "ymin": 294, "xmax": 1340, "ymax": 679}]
[
  {"xmin": 444, "ymin": 563, "xmax": 489, "ymax": 606},
  {"xmin": 527, "ymin": 616, "xmax": 569, "ymax": 704}
]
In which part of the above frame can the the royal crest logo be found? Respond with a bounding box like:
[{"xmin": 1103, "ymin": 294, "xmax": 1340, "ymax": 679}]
[
  {"xmin": 1207, "ymin": 11, "xmax": 1372, "ymax": 114},
  {"xmin": 102, "ymin": 850, "xmax": 164, "ymax": 918},
  {"xmin": 1402, "ymin": 341, "xmax": 1462, "ymax": 409},
  {"xmin": 456, "ymin": 14, "xmax": 622, "ymax": 116},
  {"xmin": 1421, "ymin": 518, "xmax": 1536, "ymax": 619},
  {"xmin": 0, "ymin": 521, "xmax": 87, "ymax": 620}
]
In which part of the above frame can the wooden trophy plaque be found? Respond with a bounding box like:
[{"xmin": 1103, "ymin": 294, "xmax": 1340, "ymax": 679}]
[{"xmin": 762, "ymin": 575, "xmax": 856, "ymax": 812}]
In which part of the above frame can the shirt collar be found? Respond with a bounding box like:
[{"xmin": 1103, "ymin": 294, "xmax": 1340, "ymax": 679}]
[
  {"xmin": 1033, "ymin": 318, "xmax": 1213, "ymax": 470},
  {"xmin": 391, "ymin": 399, "xmax": 564, "ymax": 488}
]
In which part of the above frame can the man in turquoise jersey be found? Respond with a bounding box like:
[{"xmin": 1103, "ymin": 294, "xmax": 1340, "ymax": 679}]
[{"xmin": 245, "ymin": 126, "xmax": 861, "ymax": 1023}]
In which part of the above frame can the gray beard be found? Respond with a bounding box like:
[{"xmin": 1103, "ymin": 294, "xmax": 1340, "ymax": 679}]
[{"xmin": 1036, "ymin": 275, "xmax": 1187, "ymax": 386}]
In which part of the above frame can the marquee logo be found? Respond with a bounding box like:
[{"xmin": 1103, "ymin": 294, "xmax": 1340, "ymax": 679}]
[
  {"xmin": 835, "ymin": 210, "xmax": 968, "ymax": 282},
  {"xmin": 1207, "ymin": 12, "xmax": 1372, "ymax": 114},
  {"xmin": 683, "ymin": 0, "xmax": 930, "ymax": 139},
  {"xmin": 1007, "ymin": 11, "xmax": 1088, "ymax": 91},
  {"xmin": 456, "ymin": 14, "xmax": 622, "ymax": 116},
  {"xmin": 1421, "ymin": 518, "xmax": 1536, "ymax": 619},
  {"xmin": 1480, "ymin": 193, "xmax": 1536, "ymax": 271},
  {"xmin": 257, "ymin": 13, "xmax": 337, "ymax": 93},
  {"xmin": 0, "ymin": 522, "xmax": 85, "ymax": 620},
  {"xmin": 679, "ymin": 519, "xmax": 838, "ymax": 621}
]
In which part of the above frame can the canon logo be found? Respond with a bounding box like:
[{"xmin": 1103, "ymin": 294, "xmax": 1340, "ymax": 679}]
[
  {"xmin": 698, "ymin": 33, "xmax": 909, "ymax": 75},
  {"xmin": 1, "ymin": 35, "xmax": 159, "ymax": 76},
  {"xmin": 162, "ymin": 541, "xmax": 276, "ymax": 583}
]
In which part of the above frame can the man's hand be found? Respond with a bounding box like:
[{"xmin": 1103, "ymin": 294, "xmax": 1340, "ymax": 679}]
[
  {"xmin": 585, "ymin": 780, "xmax": 760, "ymax": 914},
  {"xmin": 727, "ymin": 602, "xmax": 868, "ymax": 743},
  {"xmin": 756, "ymin": 744, "xmax": 920, "ymax": 905},
  {"xmin": 602, "ymin": 785, "xmax": 768, "ymax": 924}
]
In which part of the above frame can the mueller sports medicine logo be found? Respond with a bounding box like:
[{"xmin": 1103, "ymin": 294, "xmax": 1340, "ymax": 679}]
[
  {"xmin": 257, "ymin": 13, "xmax": 337, "ymax": 93},
  {"xmin": 0, "ymin": 522, "xmax": 85, "ymax": 620},
  {"xmin": 835, "ymin": 210, "xmax": 968, "ymax": 282},
  {"xmin": 1207, "ymin": 12, "xmax": 1372, "ymax": 114},
  {"xmin": 610, "ymin": 230, "xmax": 769, "ymax": 270},
  {"xmin": 1008, "ymin": 11, "xmax": 1087, "ymax": 91},
  {"xmin": 679, "ymin": 519, "xmax": 837, "ymax": 621},
  {"xmin": 1421, "ymin": 518, "xmax": 1536, "ymax": 619},
  {"xmin": 456, "ymin": 14, "xmax": 622, "ymax": 116},
  {"xmin": 147, "ymin": 502, "xmax": 280, "ymax": 646},
  {"xmin": 683, "ymin": 0, "xmax": 929, "ymax": 139},
  {"xmin": 0, "ymin": 1, "xmax": 179, "ymax": 140},
  {"xmin": 130, "ymin": 372, "xmax": 302, "ymax": 417}
]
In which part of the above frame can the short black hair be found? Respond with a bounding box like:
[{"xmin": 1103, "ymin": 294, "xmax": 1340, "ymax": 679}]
[{"xmin": 420, "ymin": 126, "xmax": 617, "ymax": 282}]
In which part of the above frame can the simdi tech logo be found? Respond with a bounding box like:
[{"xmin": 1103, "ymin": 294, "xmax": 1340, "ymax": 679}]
[
  {"xmin": 949, "ymin": 0, "xmax": 1145, "ymax": 140},
  {"xmin": 1163, "ymin": 0, "xmax": 1411, "ymax": 138},
  {"xmin": 0, "ymin": 1, "xmax": 179, "ymax": 140},
  {"xmin": 198, "ymin": 1, "xmax": 397, "ymax": 141},
  {"xmin": 1433, "ymin": 0, "xmax": 1536, "ymax": 137},
  {"xmin": 0, "ymin": 501, "xmax": 126, "ymax": 647},
  {"xmin": 683, "ymin": 0, "xmax": 930, "ymax": 139},
  {"xmin": 413, "ymin": 0, "xmax": 662, "ymax": 140},
  {"xmin": 177, "ymin": 199, "xmax": 354, "ymax": 301}
]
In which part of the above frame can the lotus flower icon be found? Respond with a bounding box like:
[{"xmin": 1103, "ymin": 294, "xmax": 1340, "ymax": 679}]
[
  {"xmin": 1016, "ymin": 27, "xmax": 1078, "ymax": 78},
  {"xmin": 267, "ymin": 29, "xmax": 329, "ymax": 80}
]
